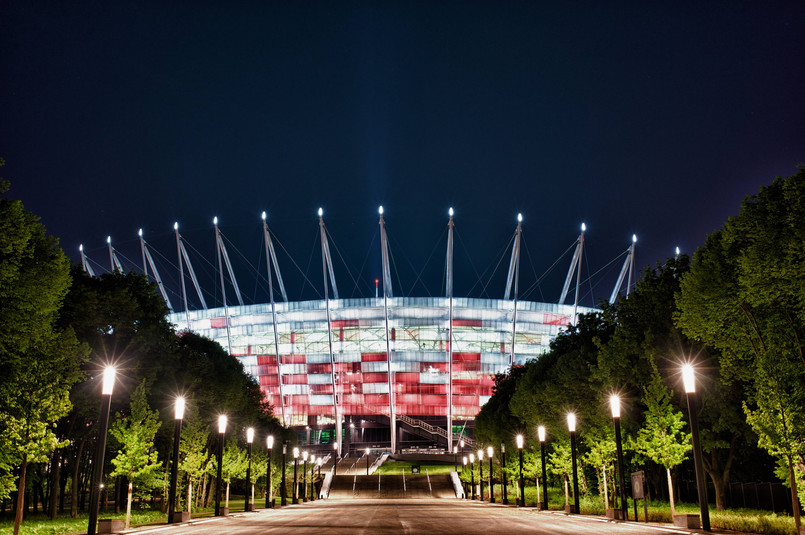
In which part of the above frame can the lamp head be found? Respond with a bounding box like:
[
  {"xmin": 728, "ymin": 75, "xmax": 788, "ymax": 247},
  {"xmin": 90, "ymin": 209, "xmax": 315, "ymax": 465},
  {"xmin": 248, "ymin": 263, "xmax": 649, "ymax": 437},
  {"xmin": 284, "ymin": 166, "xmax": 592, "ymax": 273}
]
[
  {"xmin": 449, "ymin": 207, "xmax": 454, "ymax": 217},
  {"xmin": 538, "ymin": 425, "xmax": 546, "ymax": 442},
  {"xmin": 632, "ymin": 234, "xmax": 638, "ymax": 243},
  {"xmin": 213, "ymin": 216, "xmax": 218, "ymax": 225},
  {"xmin": 469, "ymin": 453, "xmax": 475, "ymax": 463},
  {"xmin": 610, "ymin": 395, "xmax": 621, "ymax": 418},
  {"xmin": 293, "ymin": 447, "xmax": 299, "ymax": 459},
  {"xmin": 459, "ymin": 439, "xmax": 464, "ymax": 448},
  {"xmin": 517, "ymin": 213, "xmax": 522, "ymax": 223},
  {"xmin": 567, "ymin": 412, "xmax": 576, "ymax": 433},
  {"xmin": 516, "ymin": 434, "xmax": 524, "ymax": 449},
  {"xmin": 682, "ymin": 364, "xmax": 696, "ymax": 393},
  {"xmin": 138, "ymin": 228, "xmax": 143, "ymax": 237},
  {"xmin": 174, "ymin": 222, "xmax": 179, "ymax": 230},
  {"xmin": 261, "ymin": 211, "xmax": 267, "ymax": 221},
  {"xmin": 246, "ymin": 427, "xmax": 254, "ymax": 444},
  {"xmin": 675, "ymin": 246, "xmax": 681, "ymax": 256},
  {"xmin": 581, "ymin": 222, "xmax": 586, "ymax": 232},
  {"xmin": 487, "ymin": 446, "xmax": 493, "ymax": 458},
  {"xmin": 477, "ymin": 449, "xmax": 483, "ymax": 460},
  {"xmin": 378, "ymin": 205, "xmax": 384, "ymax": 215},
  {"xmin": 267, "ymin": 435, "xmax": 274, "ymax": 449},
  {"xmin": 318, "ymin": 207, "xmax": 323, "ymax": 217},
  {"xmin": 333, "ymin": 442, "xmax": 338, "ymax": 450},
  {"xmin": 102, "ymin": 366, "xmax": 116, "ymax": 396},
  {"xmin": 106, "ymin": 235, "xmax": 111, "ymax": 244},
  {"xmin": 453, "ymin": 446, "xmax": 458, "ymax": 453},
  {"xmin": 463, "ymin": 456, "xmax": 468, "ymax": 465},
  {"xmin": 302, "ymin": 450, "xmax": 308, "ymax": 461},
  {"xmin": 79, "ymin": 244, "xmax": 83, "ymax": 252},
  {"xmin": 217, "ymin": 415, "xmax": 227, "ymax": 433},
  {"xmin": 365, "ymin": 447, "xmax": 370, "ymax": 455},
  {"xmin": 174, "ymin": 397, "xmax": 185, "ymax": 420}
]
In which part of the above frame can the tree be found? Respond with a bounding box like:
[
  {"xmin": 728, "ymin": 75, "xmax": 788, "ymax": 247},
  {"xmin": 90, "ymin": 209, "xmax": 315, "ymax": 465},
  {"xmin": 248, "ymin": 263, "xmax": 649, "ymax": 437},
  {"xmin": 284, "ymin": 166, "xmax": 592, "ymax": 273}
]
[
  {"xmin": 110, "ymin": 380, "xmax": 163, "ymax": 529},
  {"xmin": 178, "ymin": 414, "xmax": 210, "ymax": 514},
  {"xmin": 0, "ymin": 173, "xmax": 87, "ymax": 535},
  {"xmin": 677, "ymin": 169, "xmax": 805, "ymax": 529},
  {"xmin": 631, "ymin": 373, "xmax": 691, "ymax": 516},
  {"xmin": 210, "ymin": 435, "xmax": 248, "ymax": 509}
]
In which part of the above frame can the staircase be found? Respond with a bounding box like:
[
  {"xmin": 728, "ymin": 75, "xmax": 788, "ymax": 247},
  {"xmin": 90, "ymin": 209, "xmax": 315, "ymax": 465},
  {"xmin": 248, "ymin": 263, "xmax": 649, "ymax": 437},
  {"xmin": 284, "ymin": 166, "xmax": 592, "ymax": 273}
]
[{"xmin": 396, "ymin": 415, "xmax": 475, "ymax": 448}]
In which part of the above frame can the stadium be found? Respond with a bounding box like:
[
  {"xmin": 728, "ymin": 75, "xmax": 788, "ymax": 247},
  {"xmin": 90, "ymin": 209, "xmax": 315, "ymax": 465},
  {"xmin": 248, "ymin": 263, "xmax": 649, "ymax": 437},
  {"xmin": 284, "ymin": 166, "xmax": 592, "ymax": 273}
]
[{"xmin": 82, "ymin": 209, "xmax": 634, "ymax": 455}]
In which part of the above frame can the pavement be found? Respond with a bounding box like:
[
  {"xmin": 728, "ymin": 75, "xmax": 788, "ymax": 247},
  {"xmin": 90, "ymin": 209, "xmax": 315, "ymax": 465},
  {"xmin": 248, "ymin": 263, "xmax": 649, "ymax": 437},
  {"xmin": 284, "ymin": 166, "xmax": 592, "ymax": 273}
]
[{"xmin": 118, "ymin": 499, "xmax": 757, "ymax": 535}]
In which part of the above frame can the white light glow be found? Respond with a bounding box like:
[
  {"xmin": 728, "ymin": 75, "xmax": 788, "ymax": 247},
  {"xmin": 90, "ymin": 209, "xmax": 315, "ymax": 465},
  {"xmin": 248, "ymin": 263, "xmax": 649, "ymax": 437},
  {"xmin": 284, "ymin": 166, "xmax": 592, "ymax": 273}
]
[
  {"xmin": 610, "ymin": 395, "xmax": 621, "ymax": 418},
  {"xmin": 460, "ymin": 439, "xmax": 465, "ymax": 448},
  {"xmin": 632, "ymin": 234, "xmax": 638, "ymax": 243},
  {"xmin": 682, "ymin": 364, "xmax": 696, "ymax": 393},
  {"xmin": 567, "ymin": 412, "xmax": 576, "ymax": 432},
  {"xmin": 213, "ymin": 216, "xmax": 218, "ymax": 225},
  {"xmin": 247, "ymin": 427, "xmax": 254, "ymax": 444},
  {"xmin": 261, "ymin": 211, "xmax": 267, "ymax": 221},
  {"xmin": 366, "ymin": 447, "xmax": 370, "ymax": 455},
  {"xmin": 102, "ymin": 366, "xmax": 116, "ymax": 396},
  {"xmin": 477, "ymin": 449, "xmax": 483, "ymax": 460},
  {"xmin": 516, "ymin": 434, "xmax": 524, "ymax": 449},
  {"xmin": 138, "ymin": 228, "xmax": 143, "ymax": 237},
  {"xmin": 174, "ymin": 397, "xmax": 185, "ymax": 420},
  {"xmin": 469, "ymin": 453, "xmax": 475, "ymax": 463},
  {"xmin": 675, "ymin": 246, "xmax": 681, "ymax": 256},
  {"xmin": 449, "ymin": 207, "xmax": 454, "ymax": 217},
  {"xmin": 267, "ymin": 435, "xmax": 274, "ymax": 449},
  {"xmin": 333, "ymin": 442, "xmax": 338, "ymax": 450},
  {"xmin": 302, "ymin": 450, "xmax": 308, "ymax": 461},
  {"xmin": 79, "ymin": 244, "xmax": 83, "ymax": 252},
  {"xmin": 318, "ymin": 207, "xmax": 323, "ymax": 217},
  {"xmin": 378, "ymin": 205, "xmax": 384, "ymax": 215},
  {"xmin": 453, "ymin": 446, "xmax": 458, "ymax": 453},
  {"xmin": 463, "ymin": 456, "xmax": 468, "ymax": 465},
  {"xmin": 517, "ymin": 213, "xmax": 523, "ymax": 223},
  {"xmin": 174, "ymin": 222, "xmax": 179, "ymax": 230},
  {"xmin": 293, "ymin": 447, "xmax": 299, "ymax": 459},
  {"xmin": 106, "ymin": 236, "xmax": 111, "ymax": 244},
  {"xmin": 538, "ymin": 425, "xmax": 546, "ymax": 442},
  {"xmin": 487, "ymin": 446, "xmax": 493, "ymax": 458},
  {"xmin": 581, "ymin": 222, "xmax": 586, "ymax": 232},
  {"xmin": 218, "ymin": 414, "xmax": 227, "ymax": 434}
]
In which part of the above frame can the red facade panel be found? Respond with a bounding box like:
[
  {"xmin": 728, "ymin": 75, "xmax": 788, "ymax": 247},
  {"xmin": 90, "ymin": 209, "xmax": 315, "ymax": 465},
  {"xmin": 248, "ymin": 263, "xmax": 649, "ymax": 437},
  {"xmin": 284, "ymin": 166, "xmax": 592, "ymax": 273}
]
[
  {"xmin": 210, "ymin": 317, "xmax": 230, "ymax": 329},
  {"xmin": 361, "ymin": 352, "xmax": 387, "ymax": 362}
]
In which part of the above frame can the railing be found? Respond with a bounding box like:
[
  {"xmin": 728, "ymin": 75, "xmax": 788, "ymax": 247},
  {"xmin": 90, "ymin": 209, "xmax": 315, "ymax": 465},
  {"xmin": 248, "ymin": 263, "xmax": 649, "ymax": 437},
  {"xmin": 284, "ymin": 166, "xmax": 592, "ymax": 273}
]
[{"xmin": 397, "ymin": 414, "xmax": 475, "ymax": 447}]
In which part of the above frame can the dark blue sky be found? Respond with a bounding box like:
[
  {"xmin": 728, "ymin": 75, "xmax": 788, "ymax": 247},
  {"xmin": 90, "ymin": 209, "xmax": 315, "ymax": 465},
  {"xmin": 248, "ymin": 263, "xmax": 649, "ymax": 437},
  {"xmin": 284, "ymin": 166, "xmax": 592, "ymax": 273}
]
[{"xmin": 2, "ymin": 2, "xmax": 804, "ymax": 307}]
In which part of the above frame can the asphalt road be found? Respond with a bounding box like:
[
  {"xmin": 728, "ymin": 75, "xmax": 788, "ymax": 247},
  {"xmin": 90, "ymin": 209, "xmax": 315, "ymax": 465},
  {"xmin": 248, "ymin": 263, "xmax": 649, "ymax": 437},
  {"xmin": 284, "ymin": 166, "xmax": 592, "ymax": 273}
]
[{"xmin": 120, "ymin": 500, "xmax": 720, "ymax": 535}]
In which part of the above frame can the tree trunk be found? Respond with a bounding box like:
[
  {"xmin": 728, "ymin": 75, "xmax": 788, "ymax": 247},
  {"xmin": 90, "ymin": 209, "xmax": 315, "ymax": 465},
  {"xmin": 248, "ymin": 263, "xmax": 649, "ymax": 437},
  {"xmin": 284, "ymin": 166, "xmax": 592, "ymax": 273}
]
[
  {"xmin": 13, "ymin": 455, "xmax": 27, "ymax": 535},
  {"xmin": 125, "ymin": 481, "xmax": 133, "ymax": 529},
  {"xmin": 602, "ymin": 465, "xmax": 609, "ymax": 508},
  {"xmin": 666, "ymin": 467, "xmax": 676, "ymax": 517},
  {"xmin": 187, "ymin": 479, "xmax": 193, "ymax": 515},
  {"xmin": 225, "ymin": 482, "xmax": 230, "ymax": 509},
  {"xmin": 50, "ymin": 449, "xmax": 61, "ymax": 520},
  {"xmin": 702, "ymin": 434, "xmax": 738, "ymax": 511},
  {"xmin": 786, "ymin": 454, "xmax": 801, "ymax": 531}
]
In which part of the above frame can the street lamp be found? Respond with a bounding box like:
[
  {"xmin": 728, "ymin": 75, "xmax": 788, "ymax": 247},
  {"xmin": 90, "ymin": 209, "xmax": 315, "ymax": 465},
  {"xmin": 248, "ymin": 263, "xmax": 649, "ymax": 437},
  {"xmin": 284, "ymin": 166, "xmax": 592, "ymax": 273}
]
[
  {"xmin": 516, "ymin": 434, "xmax": 525, "ymax": 507},
  {"xmin": 167, "ymin": 397, "xmax": 185, "ymax": 523},
  {"xmin": 469, "ymin": 453, "xmax": 476, "ymax": 499},
  {"xmin": 501, "ymin": 443, "xmax": 508, "ymax": 505},
  {"xmin": 215, "ymin": 415, "xmax": 227, "ymax": 516},
  {"xmin": 487, "ymin": 446, "xmax": 495, "ymax": 503},
  {"xmin": 333, "ymin": 441, "xmax": 338, "ymax": 476},
  {"xmin": 453, "ymin": 445, "xmax": 459, "ymax": 473},
  {"xmin": 462, "ymin": 456, "xmax": 468, "ymax": 499},
  {"xmin": 683, "ymin": 364, "xmax": 711, "ymax": 531},
  {"xmin": 478, "ymin": 449, "xmax": 484, "ymax": 501},
  {"xmin": 309, "ymin": 456, "xmax": 316, "ymax": 501},
  {"xmin": 366, "ymin": 448, "xmax": 371, "ymax": 475},
  {"xmin": 280, "ymin": 443, "xmax": 287, "ymax": 506},
  {"xmin": 568, "ymin": 413, "xmax": 579, "ymax": 514},
  {"xmin": 610, "ymin": 395, "xmax": 628, "ymax": 520},
  {"xmin": 245, "ymin": 427, "xmax": 254, "ymax": 511},
  {"xmin": 87, "ymin": 366, "xmax": 116, "ymax": 535},
  {"xmin": 292, "ymin": 447, "xmax": 299, "ymax": 504},
  {"xmin": 266, "ymin": 435, "xmax": 274, "ymax": 508},
  {"xmin": 302, "ymin": 451, "xmax": 308, "ymax": 502},
  {"xmin": 538, "ymin": 426, "xmax": 548, "ymax": 509}
]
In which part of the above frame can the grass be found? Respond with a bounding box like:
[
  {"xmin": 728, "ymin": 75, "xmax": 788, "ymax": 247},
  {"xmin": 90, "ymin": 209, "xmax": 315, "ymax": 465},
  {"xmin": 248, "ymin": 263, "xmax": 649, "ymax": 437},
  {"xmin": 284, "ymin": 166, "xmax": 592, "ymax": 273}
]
[{"xmin": 378, "ymin": 461, "xmax": 454, "ymax": 476}]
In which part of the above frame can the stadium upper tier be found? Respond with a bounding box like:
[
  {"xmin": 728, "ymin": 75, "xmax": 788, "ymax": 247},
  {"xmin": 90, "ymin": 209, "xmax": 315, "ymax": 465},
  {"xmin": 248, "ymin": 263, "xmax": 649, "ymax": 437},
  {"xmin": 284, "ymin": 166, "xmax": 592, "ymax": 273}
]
[{"xmin": 168, "ymin": 297, "xmax": 595, "ymax": 426}]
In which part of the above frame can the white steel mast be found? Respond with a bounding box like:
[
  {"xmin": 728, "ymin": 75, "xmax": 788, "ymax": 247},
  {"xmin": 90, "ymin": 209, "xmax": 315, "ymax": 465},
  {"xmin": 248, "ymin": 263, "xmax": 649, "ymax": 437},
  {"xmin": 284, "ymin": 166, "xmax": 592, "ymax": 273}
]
[
  {"xmin": 445, "ymin": 207, "xmax": 454, "ymax": 454},
  {"xmin": 379, "ymin": 206, "xmax": 396, "ymax": 454},
  {"xmin": 559, "ymin": 223, "xmax": 586, "ymax": 325},
  {"xmin": 609, "ymin": 235, "xmax": 637, "ymax": 304},
  {"xmin": 106, "ymin": 236, "xmax": 123, "ymax": 273},
  {"xmin": 79, "ymin": 244, "xmax": 96, "ymax": 277},
  {"xmin": 503, "ymin": 214, "xmax": 523, "ymax": 368},
  {"xmin": 318, "ymin": 208, "xmax": 341, "ymax": 455},
  {"xmin": 262, "ymin": 211, "xmax": 287, "ymax": 427},
  {"xmin": 213, "ymin": 217, "xmax": 234, "ymax": 355},
  {"xmin": 139, "ymin": 229, "xmax": 173, "ymax": 311}
]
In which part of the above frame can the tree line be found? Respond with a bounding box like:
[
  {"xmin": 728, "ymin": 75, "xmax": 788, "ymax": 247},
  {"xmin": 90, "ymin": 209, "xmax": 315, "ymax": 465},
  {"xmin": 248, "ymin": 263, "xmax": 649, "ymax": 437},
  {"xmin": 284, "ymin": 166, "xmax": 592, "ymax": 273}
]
[
  {"xmin": 0, "ymin": 167, "xmax": 291, "ymax": 535},
  {"xmin": 474, "ymin": 169, "xmax": 804, "ymax": 529}
]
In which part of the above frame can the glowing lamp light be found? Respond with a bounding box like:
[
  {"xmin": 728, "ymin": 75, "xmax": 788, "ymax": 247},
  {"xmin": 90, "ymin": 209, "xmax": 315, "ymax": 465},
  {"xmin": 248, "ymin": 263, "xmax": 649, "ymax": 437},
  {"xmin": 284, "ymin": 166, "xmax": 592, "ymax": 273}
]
[
  {"xmin": 333, "ymin": 442, "xmax": 338, "ymax": 450},
  {"xmin": 463, "ymin": 456, "xmax": 468, "ymax": 466},
  {"xmin": 460, "ymin": 439, "xmax": 465, "ymax": 448},
  {"xmin": 449, "ymin": 207, "xmax": 454, "ymax": 217},
  {"xmin": 213, "ymin": 216, "xmax": 218, "ymax": 225},
  {"xmin": 487, "ymin": 446, "xmax": 493, "ymax": 458},
  {"xmin": 501, "ymin": 443, "xmax": 505, "ymax": 454},
  {"xmin": 453, "ymin": 446, "xmax": 458, "ymax": 454},
  {"xmin": 365, "ymin": 447, "xmax": 370, "ymax": 455},
  {"xmin": 517, "ymin": 213, "xmax": 523, "ymax": 223},
  {"xmin": 516, "ymin": 434, "xmax": 524, "ymax": 449},
  {"xmin": 477, "ymin": 449, "xmax": 483, "ymax": 460},
  {"xmin": 610, "ymin": 395, "xmax": 621, "ymax": 418},
  {"xmin": 247, "ymin": 427, "xmax": 254, "ymax": 444},
  {"xmin": 293, "ymin": 447, "xmax": 299, "ymax": 459},
  {"xmin": 102, "ymin": 366, "xmax": 116, "ymax": 396},
  {"xmin": 581, "ymin": 222, "xmax": 586, "ymax": 232},
  {"xmin": 632, "ymin": 234, "xmax": 638, "ymax": 243},
  {"xmin": 174, "ymin": 222, "xmax": 179, "ymax": 230},
  {"xmin": 469, "ymin": 453, "xmax": 475, "ymax": 463},
  {"xmin": 79, "ymin": 244, "xmax": 84, "ymax": 252},
  {"xmin": 682, "ymin": 364, "xmax": 696, "ymax": 393},
  {"xmin": 538, "ymin": 425, "xmax": 546, "ymax": 442},
  {"xmin": 302, "ymin": 450, "xmax": 308, "ymax": 461},
  {"xmin": 261, "ymin": 211, "xmax": 267, "ymax": 221},
  {"xmin": 267, "ymin": 435, "xmax": 274, "ymax": 449},
  {"xmin": 378, "ymin": 205, "xmax": 384, "ymax": 215},
  {"xmin": 138, "ymin": 228, "xmax": 143, "ymax": 237},
  {"xmin": 675, "ymin": 246, "xmax": 681, "ymax": 256},
  {"xmin": 174, "ymin": 397, "xmax": 185, "ymax": 420},
  {"xmin": 106, "ymin": 236, "xmax": 111, "ymax": 244},
  {"xmin": 217, "ymin": 415, "xmax": 227, "ymax": 434},
  {"xmin": 567, "ymin": 413, "xmax": 576, "ymax": 433},
  {"xmin": 318, "ymin": 207, "xmax": 323, "ymax": 217}
]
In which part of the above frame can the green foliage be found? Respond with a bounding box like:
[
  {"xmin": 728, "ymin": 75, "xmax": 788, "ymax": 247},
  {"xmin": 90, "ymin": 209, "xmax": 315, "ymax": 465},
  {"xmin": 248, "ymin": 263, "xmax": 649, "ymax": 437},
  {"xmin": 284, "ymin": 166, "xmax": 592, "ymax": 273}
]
[
  {"xmin": 631, "ymin": 373, "xmax": 691, "ymax": 471},
  {"xmin": 209, "ymin": 435, "xmax": 248, "ymax": 484},
  {"xmin": 110, "ymin": 380, "xmax": 163, "ymax": 494}
]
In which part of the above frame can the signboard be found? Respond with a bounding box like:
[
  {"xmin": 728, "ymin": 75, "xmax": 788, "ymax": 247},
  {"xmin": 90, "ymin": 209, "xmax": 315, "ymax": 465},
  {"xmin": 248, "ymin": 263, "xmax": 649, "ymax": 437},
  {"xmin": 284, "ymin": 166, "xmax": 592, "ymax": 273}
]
[{"xmin": 631, "ymin": 471, "xmax": 645, "ymax": 499}]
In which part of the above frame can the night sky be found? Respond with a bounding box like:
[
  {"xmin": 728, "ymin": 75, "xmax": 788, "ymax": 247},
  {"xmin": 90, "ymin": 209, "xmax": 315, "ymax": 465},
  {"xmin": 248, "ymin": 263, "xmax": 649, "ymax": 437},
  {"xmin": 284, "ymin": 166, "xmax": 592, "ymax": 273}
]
[{"xmin": 2, "ymin": 2, "xmax": 804, "ymax": 309}]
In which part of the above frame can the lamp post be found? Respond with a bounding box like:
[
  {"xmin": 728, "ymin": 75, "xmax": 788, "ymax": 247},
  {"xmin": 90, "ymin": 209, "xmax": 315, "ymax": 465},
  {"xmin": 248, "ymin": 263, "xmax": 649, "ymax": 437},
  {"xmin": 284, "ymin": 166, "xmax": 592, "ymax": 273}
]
[
  {"xmin": 302, "ymin": 451, "xmax": 308, "ymax": 502},
  {"xmin": 310, "ymin": 456, "xmax": 316, "ymax": 501},
  {"xmin": 610, "ymin": 395, "xmax": 628, "ymax": 520},
  {"xmin": 292, "ymin": 447, "xmax": 299, "ymax": 504},
  {"xmin": 366, "ymin": 448, "xmax": 371, "ymax": 475},
  {"xmin": 501, "ymin": 442, "xmax": 508, "ymax": 505},
  {"xmin": 469, "ymin": 453, "xmax": 476, "ymax": 499},
  {"xmin": 478, "ymin": 449, "xmax": 484, "ymax": 501},
  {"xmin": 538, "ymin": 425, "xmax": 548, "ymax": 510},
  {"xmin": 487, "ymin": 446, "xmax": 495, "ymax": 503},
  {"xmin": 215, "ymin": 415, "xmax": 227, "ymax": 516},
  {"xmin": 167, "ymin": 397, "xmax": 185, "ymax": 523},
  {"xmin": 266, "ymin": 435, "xmax": 274, "ymax": 508},
  {"xmin": 245, "ymin": 427, "xmax": 254, "ymax": 511},
  {"xmin": 87, "ymin": 366, "xmax": 116, "ymax": 535},
  {"xmin": 453, "ymin": 445, "xmax": 459, "ymax": 473},
  {"xmin": 280, "ymin": 443, "xmax": 287, "ymax": 506},
  {"xmin": 683, "ymin": 364, "xmax": 711, "ymax": 531},
  {"xmin": 462, "ymin": 456, "xmax": 468, "ymax": 499},
  {"xmin": 333, "ymin": 442, "xmax": 338, "ymax": 476},
  {"xmin": 568, "ymin": 413, "xmax": 579, "ymax": 514},
  {"xmin": 516, "ymin": 434, "xmax": 525, "ymax": 507}
]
